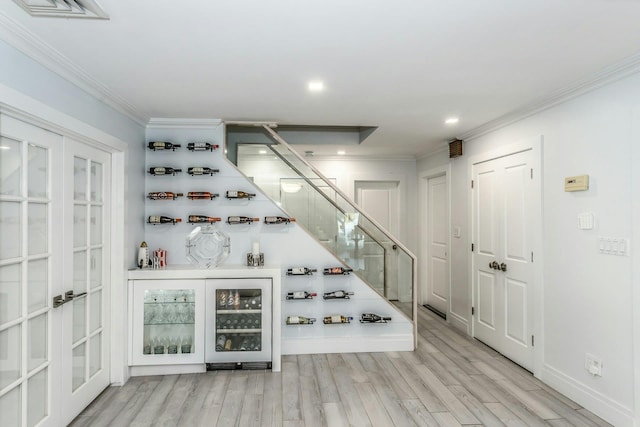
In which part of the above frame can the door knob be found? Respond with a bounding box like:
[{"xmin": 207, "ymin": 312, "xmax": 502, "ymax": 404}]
[
  {"xmin": 489, "ymin": 261, "xmax": 500, "ymax": 270},
  {"xmin": 500, "ymin": 263, "xmax": 507, "ymax": 272}
]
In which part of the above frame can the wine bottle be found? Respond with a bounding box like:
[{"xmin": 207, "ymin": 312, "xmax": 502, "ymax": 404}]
[
  {"xmin": 264, "ymin": 216, "xmax": 295, "ymax": 224},
  {"xmin": 187, "ymin": 191, "xmax": 219, "ymax": 200},
  {"xmin": 147, "ymin": 215, "xmax": 181, "ymax": 225},
  {"xmin": 148, "ymin": 191, "xmax": 183, "ymax": 200},
  {"xmin": 187, "ymin": 215, "xmax": 222, "ymax": 224},
  {"xmin": 360, "ymin": 313, "xmax": 392, "ymax": 323},
  {"xmin": 226, "ymin": 190, "xmax": 256, "ymax": 199},
  {"xmin": 286, "ymin": 316, "xmax": 316, "ymax": 325},
  {"xmin": 187, "ymin": 142, "xmax": 219, "ymax": 151},
  {"xmin": 286, "ymin": 291, "xmax": 318, "ymax": 300},
  {"xmin": 286, "ymin": 267, "xmax": 317, "ymax": 276},
  {"xmin": 322, "ymin": 290, "xmax": 354, "ymax": 300},
  {"xmin": 323, "ymin": 267, "xmax": 353, "ymax": 275},
  {"xmin": 187, "ymin": 167, "xmax": 220, "ymax": 176},
  {"xmin": 216, "ymin": 335, "xmax": 226, "ymax": 351},
  {"xmin": 323, "ymin": 315, "xmax": 353, "ymax": 324},
  {"xmin": 149, "ymin": 167, "xmax": 182, "ymax": 176},
  {"xmin": 148, "ymin": 141, "xmax": 181, "ymax": 151},
  {"xmin": 227, "ymin": 216, "xmax": 260, "ymax": 225}
]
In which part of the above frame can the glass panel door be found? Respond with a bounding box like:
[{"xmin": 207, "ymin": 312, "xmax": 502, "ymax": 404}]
[
  {"xmin": 215, "ymin": 288, "xmax": 263, "ymax": 352},
  {"xmin": 61, "ymin": 139, "xmax": 111, "ymax": 423},
  {"xmin": 0, "ymin": 115, "xmax": 60, "ymax": 427},
  {"xmin": 142, "ymin": 289, "xmax": 195, "ymax": 355}
]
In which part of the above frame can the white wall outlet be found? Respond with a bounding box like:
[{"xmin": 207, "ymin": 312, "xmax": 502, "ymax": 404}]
[
  {"xmin": 585, "ymin": 353, "xmax": 602, "ymax": 377},
  {"xmin": 453, "ymin": 226, "xmax": 461, "ymax": 238}
]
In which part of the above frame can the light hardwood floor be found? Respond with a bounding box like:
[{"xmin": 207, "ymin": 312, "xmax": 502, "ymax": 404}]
[{"xmin": 71, "ymin": 307, "xmax": 612, "ymax": 426}]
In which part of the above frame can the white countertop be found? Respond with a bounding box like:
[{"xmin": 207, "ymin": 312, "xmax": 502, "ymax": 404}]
[{"xmin": 128, "ymin": 264, "xmax": 282, "ymax": 280}]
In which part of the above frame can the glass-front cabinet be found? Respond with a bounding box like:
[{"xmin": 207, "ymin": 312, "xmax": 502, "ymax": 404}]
[
  {"xmin": 205, "ymin": 278, "xmax": 272, "ymax": 365},
  {"xmin": 130, "ymin": 279, "xmax": 205, "ymax": 365}
]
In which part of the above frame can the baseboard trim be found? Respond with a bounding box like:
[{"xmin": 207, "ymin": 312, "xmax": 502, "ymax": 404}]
[
  {"xmin": 282, "ymin": 335, "xmax": 414, "ymax": 355},
  {"xmin": 541, "ymin": 363, "xmax": 634, "ymax": 427},
  {"xmin": 448, "ymin": 312, "xmax": 469, "ymax": 335}
]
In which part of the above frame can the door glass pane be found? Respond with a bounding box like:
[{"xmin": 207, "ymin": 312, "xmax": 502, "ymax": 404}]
[
  {"xmin": 0, "ymin": 384, "xmax": 21, "ymax": 427},
  {"xmin": 0, "ymin": 137, "xmax": 21, "ymax": 196},
  {"xmin": 90, "ymin": 248, "xmax": 102, "ymax": 289},
  {"xmin": 74, "ymin": 204, "xmax": 87, "ymax": 248},
  {"xmin": 74, "ymin": 156, "xmax": 87, "ymax": 201},
  {"xmin": 72, "ymin": 343, "xmax": 86, "ymax": 391},
  {"xmin": 0, "ymin": 324, "xmax": 21, "ymax": 389},
  {"xmin": 89, "ymin": 290, "xmax": 101, "ymax": 333},
  {"xmin": 0, "ymin": 263, "xmax": 21, "ymax": 324},
  {"xmin": 27, "ymin": 259, "xmax": 47, "ymax": 314},
  {"xmin": 90, "ymin": 205, "xmax": 102, "ymax": 245},
  {"xmin": 28, "ymin": 203, "xmax": 47, "ymax": 256},
  {"xmin": 27, "ymin": 144, "xmax": 48, "ymax": 198},
  {"xmin": 73, "ymin": 296, "xmax": 86, "ymax": 344},
  {"xmin": 90, "ymin": 161, "xmax": 102, "ymax": 202},
  {"xmin": 89, "ymin": 333, "xmax": 101, "ymax": 377},
  {"xmin": 27, "ymin": 368, "xmax": 48, "ymax": 427},
  {"xmin": 0, "ymin": 201, "xmax": 21, "ymax": 260},
  {"xmin": 74, "ymin": 250, "xmax": 87, "ymax": 293},
  {"xmin": 28, "ymin": 313, "xmax": 47, "ymax": 372}
]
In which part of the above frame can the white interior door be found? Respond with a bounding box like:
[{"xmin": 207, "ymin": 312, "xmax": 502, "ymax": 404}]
[
  {"xmin": 472, "ymin": 149, "xmax": 535, "ymax": 370},
  {"xmin": 0, "ymin": 115, "xmax": 111, "ymax": 426},
  {"xmin": 0, "ymin": 115, "xmax": 61, "ymax": 427},
  {"xmin": 60, "ymin": 139, "xmax": 111, "ymax": 424},
  {"xmin": 424, "ymin": 174, "xmax": 449, "ymax": 315},
  {"xmin": 355, "ymin": 181, "xmax": 400, "ymax": 300}
]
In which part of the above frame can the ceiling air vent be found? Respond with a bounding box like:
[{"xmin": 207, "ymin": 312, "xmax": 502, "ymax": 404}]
[{"xmin": 13, "ymin": 0, "xmax": 109, "ymax": 19}]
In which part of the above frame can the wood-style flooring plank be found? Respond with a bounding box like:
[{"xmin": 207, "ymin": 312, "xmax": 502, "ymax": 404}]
[{"xmin": 71, "ymin": 306, "xmax": 613, "ymax": 427}]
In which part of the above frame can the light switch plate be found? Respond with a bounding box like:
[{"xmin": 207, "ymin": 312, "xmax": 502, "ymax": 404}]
[{"xmin": 578, "ymin": 212, "xmax": 594, "ymax": 230}]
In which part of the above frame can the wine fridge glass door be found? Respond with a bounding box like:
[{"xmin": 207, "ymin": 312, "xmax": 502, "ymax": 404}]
[{"xmin": 205, "ymin": 279, "xmax": 272, "ymax": 363}]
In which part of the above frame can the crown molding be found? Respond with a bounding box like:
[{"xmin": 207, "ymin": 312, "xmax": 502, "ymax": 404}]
[
  {"xmin": 458, "ymin": 52, "xmax": 640, "ymax": 143},
  {"xmin": 416, "ymin": 143, "xmax": 449, "ymax": 161},
  {"xmin": 0, "ymin": 10, "xmax": 148, "ymax": 126},
  {"xmin": 147, "ymin": 118, "xmax": 223, "ymax": 129}
]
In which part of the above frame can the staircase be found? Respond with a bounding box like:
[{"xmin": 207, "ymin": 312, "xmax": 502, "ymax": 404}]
[{"xmin": 227, "ymin": 124, "xmax": 417, "ymax": 339}]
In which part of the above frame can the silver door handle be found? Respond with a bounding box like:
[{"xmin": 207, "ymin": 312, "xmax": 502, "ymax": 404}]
[
  {"xmin": 53, "ymin": 290, "xmax": 87, "ymax": 308},
  {"xmin": 500, "ymin": 263, "xmax": 507, "ymax": 272},
  {"xmin": 489, "ymin": 261, "xmax": 500, "ymax": 270}
]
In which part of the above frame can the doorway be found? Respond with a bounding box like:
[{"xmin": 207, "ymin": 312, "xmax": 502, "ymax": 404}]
[
  {"xmin": 422, "ymin": 173, "xmax": 449, "ymax": 318},
  {"xmin": 354, "ymin": 180, "xmax": 400, "ymax": 300},
  {"xmin": 470, "ymin": 140, "xmax": 542, "ymax": 372},
  {"xmin": 0, "ymin": 114, "xmax": 112, "ymax": 426}
]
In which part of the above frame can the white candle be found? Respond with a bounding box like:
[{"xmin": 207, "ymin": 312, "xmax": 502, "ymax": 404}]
[{"xmin": 252, "ymin": 242, "xmax": 260, "ymax": 255}]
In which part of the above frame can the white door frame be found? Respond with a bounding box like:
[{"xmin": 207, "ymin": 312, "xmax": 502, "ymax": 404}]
[
  {"xmin": 467, "ymin": 135, "xmax": 544, "ymax": 377},
  {"xmin": 0, "ymin": 83, "xmax": 129, "ymax": 387},
  {"xmin": 419, "ymin": 165, "xmax": 451, "ymax": 316}
]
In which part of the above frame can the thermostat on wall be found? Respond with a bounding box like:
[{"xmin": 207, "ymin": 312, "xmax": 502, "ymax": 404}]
[{"xmin": 565, "ymin": 174, "xmax": 589, "ymax": 192}]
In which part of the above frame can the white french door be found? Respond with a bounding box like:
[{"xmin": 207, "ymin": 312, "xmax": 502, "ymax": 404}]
[
  {"xmin": 0, "ymin": 114, "xmax": 111, "ymax": 427},
  {"xmin": 60, "ymin": 139, "xmax": 111, "ymax": 423},
  {"xmin": 472, "ymin": 149, "xmax": 536, "ymax": 370}
]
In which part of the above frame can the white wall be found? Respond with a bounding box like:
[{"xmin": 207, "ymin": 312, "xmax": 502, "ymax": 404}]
[
  {"xmin": 418, "ymin": 73, "xmax": 640, "ymax": 426},
  {"xmin": 308, "ymin": 157, "xmax": 418, "ymax": 253}
]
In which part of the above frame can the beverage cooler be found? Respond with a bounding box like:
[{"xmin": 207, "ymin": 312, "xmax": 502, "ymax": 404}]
[{"xmin": 205, "ymin": 278, "xmax": 272, "ymax": 368}]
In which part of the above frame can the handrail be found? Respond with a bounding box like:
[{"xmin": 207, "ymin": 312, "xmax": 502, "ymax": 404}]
[
  {"xmin": 264, "ymin": 144, "xmax": 388, "ymax": 254},
  {"xmin": 263, "ymin": 125, "xmax": 417, "ymax": 260}
]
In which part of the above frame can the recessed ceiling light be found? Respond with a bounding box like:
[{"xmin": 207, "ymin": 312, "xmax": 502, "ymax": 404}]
[
  {"xmin": 308, "ymin": 81, "xmax": 324, "ymax": 92},
  {"xmin": 259, "ymin": 149, "xmax": 267, "ymax": 154},
  {"xmin": 337, "ymin": 150, "xmax": 346, "ymax": 155},
  {"xmin": 0, "ymin": 146, "xmax": 10, "ymax": 150},
  {"xmin": 445, "ymin": 117, "xmax": 459, "ymax": 125}
]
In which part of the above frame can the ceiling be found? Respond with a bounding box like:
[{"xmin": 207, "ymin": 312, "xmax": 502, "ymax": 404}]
[{"xmin": 2, "ymin": 0, "xmax": 640, "ymax": 158}]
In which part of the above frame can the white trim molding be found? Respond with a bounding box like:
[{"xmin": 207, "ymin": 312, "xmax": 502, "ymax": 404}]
[
  {"xmin": 147, "ymin": 118, "xmax": 223, "ymax": 129},
  {"xmin": 0, "ymin": 10, "xmax": 147, "ymax": 125}
]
